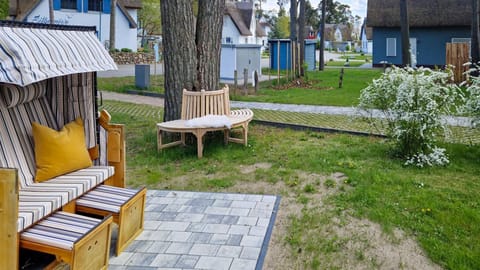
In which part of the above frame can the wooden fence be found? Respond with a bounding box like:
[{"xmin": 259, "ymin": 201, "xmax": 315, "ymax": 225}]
[{"xmin": 446, "ymin": 43, "xmax": 470, "ymax": 84}]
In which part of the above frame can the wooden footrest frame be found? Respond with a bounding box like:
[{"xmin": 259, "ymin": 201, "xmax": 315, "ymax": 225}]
[
  {"xmin": 20, "ymin": 211, "xmax": 113, "ymax": 270},
  {"xmin": 76, "ymin": 185, "xmax": 147, "ymax": 256}
]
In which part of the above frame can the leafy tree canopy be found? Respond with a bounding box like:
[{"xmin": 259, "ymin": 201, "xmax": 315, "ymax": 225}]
[
  {"xmin": 319, "ymin": 0, "xmax": 352, "ymax": 24},
  {"xmin": 0, "ymin": 0, "xmax": 8, "ymax": 20}
]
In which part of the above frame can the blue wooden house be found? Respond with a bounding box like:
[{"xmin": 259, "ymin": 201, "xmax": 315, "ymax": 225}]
[{"xmin": 367, "ymin": 0, "xmax": 473, "ymax": 67}]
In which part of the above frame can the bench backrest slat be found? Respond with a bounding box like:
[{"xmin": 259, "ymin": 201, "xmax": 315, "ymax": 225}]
[{"xmin": 181, "ymin": 85, "xmax": 230, "ymax": 120}]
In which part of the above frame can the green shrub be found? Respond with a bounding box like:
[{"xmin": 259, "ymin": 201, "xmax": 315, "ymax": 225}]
[{"xmin": 121, "ymin": 48, "xmax": 133, "ymax": 52}]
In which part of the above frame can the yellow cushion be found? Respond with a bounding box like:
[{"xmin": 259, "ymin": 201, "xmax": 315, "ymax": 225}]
[{"xmin": 32, "ymin": 118, "xmax": 93, "ymax": 182}]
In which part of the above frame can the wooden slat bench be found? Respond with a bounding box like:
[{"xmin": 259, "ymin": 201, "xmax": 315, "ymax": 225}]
[{"xmin": 156, "ymin": 85, "xmax": 254, "ymax": 158}]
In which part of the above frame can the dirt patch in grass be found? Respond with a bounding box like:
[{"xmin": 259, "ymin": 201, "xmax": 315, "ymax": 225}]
[
  {"xmin": 239, "ymin": 162, "xmax": 272, "ymax": 174},
  {"xmin": 259, "ymin": 170, "xmax": 441, "ymax": 270}
]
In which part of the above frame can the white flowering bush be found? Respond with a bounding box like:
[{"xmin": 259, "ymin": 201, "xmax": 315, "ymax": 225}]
[
  {"xmin": 358, "ymin": 66, "xmax": 462, "ymax": 167},
  {"xmin": 463, "ymin": 65, "xmax": 480, "ymax": 128}
]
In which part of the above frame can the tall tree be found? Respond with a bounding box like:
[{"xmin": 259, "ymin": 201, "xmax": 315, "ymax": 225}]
[
  {"xmin": 305, "ymin": 1, "xmax": 319, "ymax": 30},
  {"xmin": 400, "ymin": 0, "xmax": 410, "ymax": 66},
  {"xmin": 160, "ymin": 0, "xmax": 225, "ymax": 121},
  {"xmin": 318, "ymin": 0, "xmax": 351, "ymax": 24},
  {"xmin": 472, "ymin": 0, "xmax": 480, "ymax": 71},
  {"xmin": 48, "ymin": 0, "xmax": 54, "ymax": 24},
  {"xmin": 290, "ymin": 0, "xmax": 297, "ymax": 41},
  {"xmin": 109, "ymin": 0, "xmax": 117, "ymax": 51},
  {"xmin": 298, "ymin": 0, "xmax": 306, "ymax": 76},
  {"xmin": 319, "ymin": 0, "xmax": 326, "ymax": 70}
]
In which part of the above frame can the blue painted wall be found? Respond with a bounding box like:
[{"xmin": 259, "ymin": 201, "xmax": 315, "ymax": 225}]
[
  {"xmin": 269, "ymin": 39, "xmax": 316, "ymax": 70},
  {"xmin": 373, "ymin": 27, "xmax": 470, "ymax": 66}
]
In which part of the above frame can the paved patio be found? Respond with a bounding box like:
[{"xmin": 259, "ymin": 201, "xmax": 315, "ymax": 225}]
[{"xmin": 108, "ymin": 190, "xmax": 280, "ymax": 270}]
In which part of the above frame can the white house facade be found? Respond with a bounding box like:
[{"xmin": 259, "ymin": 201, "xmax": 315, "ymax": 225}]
[
  {"xmin": 222, "ymin": 1, "xmax": 266, "ymax": 47},
  {"xmin": 9, "ymin": 0, "xmax": 141, "ymax": 52}
]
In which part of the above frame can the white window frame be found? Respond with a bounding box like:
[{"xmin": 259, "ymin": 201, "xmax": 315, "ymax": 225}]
[{"xmin": 386, "ymin": 38, "xmax": 397, "ymax": 57}]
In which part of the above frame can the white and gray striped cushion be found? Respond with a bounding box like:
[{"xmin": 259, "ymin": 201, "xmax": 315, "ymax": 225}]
[
  {"xmin": 17, "ymin": 166, "xmax": 114, "ymax": 232},
  {"xmin": 77, "ymin": 185, "xmax": 140, "ymax": 213},
  {"xmin": 20, "ymin": 211, "xmax": 105, "ymax": 250}
]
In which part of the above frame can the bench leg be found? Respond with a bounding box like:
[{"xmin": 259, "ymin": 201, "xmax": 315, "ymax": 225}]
[{"xmin": 193, "ymin": 130, "xmax": 207, "ymax": 158}]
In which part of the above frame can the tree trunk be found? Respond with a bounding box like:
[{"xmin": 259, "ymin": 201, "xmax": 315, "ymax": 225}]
[
  {"xmin": 48, "ymin": 0, "xmax": 54, "ymax": 24},
  {"xmin": 319, "ymin": 0, "xmax": 326, "ymax": 70},
  {"xmin": 196, "ymin": 0, "xmax": 225, "ymax": 91},
  {"xmin": 298, "ymin": 0, "xmax": 305, "ymax": 76},
  {"xmin": 290, "ymin": 0, "xmax": 297, "ymax": 41},
  {"xmin": 161, "ymin": 0, "xmax": 197, "ymax": 121},
  {"xmin": 472, "ymin": 0, "xmax": 480, "ymax": 72},
  {"xmin": 400, "ymin": 0, "xmax": 411, "ymax": 66},
  {"xmin": 109, "ymin": 0, "xmax": 116, "ymax": 51}
]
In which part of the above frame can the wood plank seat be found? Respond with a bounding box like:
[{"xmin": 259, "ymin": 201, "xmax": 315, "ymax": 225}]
[
  {"xmin": 157, "ymin": 85, "xmax": 254, "ymax": 158},
  {"xmin": 76, "ymin": 185, "xmax": 147, "ymax": 256},
  {"xmin": 20, "ymin": 211, "xmax": 113, "ymax": 270}
]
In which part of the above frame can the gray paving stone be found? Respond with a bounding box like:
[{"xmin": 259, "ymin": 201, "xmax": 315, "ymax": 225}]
[
  {"xmin": 158, "ymin": 212, "xmax": 178, "ymax": 221},
  {"xmin": 144, "ymin": 211, "xmax": 165, "ymax": 221},
  {"xmin": 106, "ymin": 265, "xmax": 127, "ymax": 270},
  {"xmin": 255, "ymin": 201, "xmax": 274, "ymax": 210},
  {"xmin": 231, "ymin": 200, "xmax": 256, "ymax": 209},
  {"xmin": 124, "ymin": 240, "xmax": 154, "ymax": 253},
  {"xmin": 145, "ymin": 204, "xmax": 167, "ymax": 212},
  {"xmin": 144, "ymin": 220, "xmax": 162, "ymax": 230},
  {"xmin": 240, "ymin": 235, "xmax": 264, "ymax": 248},
  {"xmin": 186, "ymin": 222, "xmax": 206, "ymax": 232},
  {"xmin": 240, "ymin": 247, "xmax": 261, "ymax": 260},
  {"xmin": 137, "ymin": 230, "xmax": 171, "ymax": 241},
  {"xmin": 150, "ymin": 254, "xmax": 181, "ymax": 268},
  {"xmin": 126, "ymin": 253, "xmax": 157, "ymax": 266},
  {"xmin": 245, "ymin": 194, "xmax": 264, "ymax": 202},
  {"xmin": 221, "ymin": 215, "xmax": 239, "ymax": 225},
  {"xmin": 212, "ymin": 199, "xmax": 232, "ymax": 207},
  {"xmin": 202, "ymin": 214, "xmax": 225, "ymax": 224},
  {"xmin": 257, "ymin": 218, "xmax": 271, "ymax": 227},
  {"xmin": 163, "ymin": 203, "xmax": 184, "ymax": 212},
  {"xmin": 175, "ymin": 212, "xmax": 205, "ymax": 222},
  {"xmin": 166, "ymin": 231, "xmax": 192, "ymax": 242},
  {"xmin": 165, "ymin": 242, "xmax": 194, "ymax": 254},
  {"xmin": 179, "ymin": 205, "xmax": 208, "ymax": 214},
  {"xmin": 146, "ymin": 241, "xmax": 171, "ymax": 253},
  {"xmin": 230, "ymin": 258, "xmax": 257, "ymax": 270},
  {"xmin": 249, "ymin": 209, "xmax": 273, "ymax": 218},
  {"xmin": 223, "ymin": 194, "xmax": 246, "ymax": 201},
  {"xmin": 226, "ymin": 234, "xmax": 243, "ymax": 246},
  {"xmin": 262, "ymin": 195, "xmax": 277, "ymax": 203},
  {"xmin": 189, "ymin": 243, "xmax": 220, "ymax": 256},
  {"xmin": 205, "ymin": 206, "xmax": 231, "ymax": 215},
  {"xmin": 194, "ymin": 256, "xmax": 233, "ymax": 270},
  {"xmin": 175, "ymin": 255, "xmax": 200, "ymax": 268},
  {"xmin": 173, "ymin": 198, "xmax": 192, "ymax": 205},
  {"xmin": 188, "ymin": 198, "xmax": 215, "ymax": 206},
  {"xmin": 192, "ymin": 192, "xmax": 213, "ymax": 199},
  {"xmin": 249, "ymin": 226, "xmax": 268, "ymax": 236},
  {"xmin": 203, "ymin": 224, "xmax": 230, "ymax": 234},
  {"xmin": 158, "ymin": 221, "xmax": 190, "ymax": 231},
  {"xmin": 210, "ymin": 234, "xmax": 230, "ymax": 245},
  {"xmin": 109, "ymin": 251, "xmax": 134, "ymax": 265},
  {"xmin": 229, "ymin": 208, "xmax": 250, "ymax": 217},
  {"xmin": 150, "ymin": 197, "xmax": 176, "ymax": 204},
  {"xmin": 187, "ymin": 232, "xmax": 213, "ymax": 243},
  {"xmin": 216, "ymin": 245, "xmax": 243, "ymax": 258},
  {"xmin": 237, "ymin": 216, "xmax": 258, "ymax": 226},
  {"xmin": 228, "ymin": 225, "xmax": 250, "ymax": 235}
]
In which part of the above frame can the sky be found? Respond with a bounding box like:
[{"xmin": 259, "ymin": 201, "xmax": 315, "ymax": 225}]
[{"xmin": 262, "ymin": 0, "xmax": 368, "ymax": 18}]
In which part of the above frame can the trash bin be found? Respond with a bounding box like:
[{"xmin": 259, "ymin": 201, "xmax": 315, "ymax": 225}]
[{"xmin": 135, "ymin": 64, "xmax": 150, "ymax": 89}]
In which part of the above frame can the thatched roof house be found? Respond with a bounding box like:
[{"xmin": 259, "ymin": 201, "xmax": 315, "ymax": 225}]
[
  {"xmin": 7, "ymin": 0, "xmax": 141, "ymax": 51},
  {"xmin": 367, "ymin": 0, "xmax": 473, "ymax": 67},
  {"xmin": 367, "ymin": 0, "xmax": 472, "ymax": 27}
]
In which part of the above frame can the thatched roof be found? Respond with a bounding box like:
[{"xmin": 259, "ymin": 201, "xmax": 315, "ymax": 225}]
[
  {"xmin": 256, "ymin": 21, "xmax": 266, "ymax": 37},
  {"xmin": 320, "ymin": 24, "xmax": 353, "ymax": 41},
  {"xmin": 225, "ymin": 1, "xmax": 254, "ymax": 36},
  {"xmin": 367, "ymin": 0, "xmax": 472, "ymax": 27}
]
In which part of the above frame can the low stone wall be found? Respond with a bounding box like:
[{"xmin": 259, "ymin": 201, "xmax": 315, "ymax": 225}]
[{"xmin": 110, "ymin": 52, "xmax": 155, "ymax": 65}]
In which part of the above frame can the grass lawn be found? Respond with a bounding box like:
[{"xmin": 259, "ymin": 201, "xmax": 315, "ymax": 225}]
[
  {"xmin": 325, "ymin": 60, "xmax": 366, "ymax": 68},
  {"xmin": 98, "ymin": 75, "xmax": 165, "ymax": 94},
  {"xmin": 103, "ymin": 100, "xmax": 480, "ymax": 269},
  {"xmin": 234, "ymin": 68, "xmax": 382, "ymax": 106}
]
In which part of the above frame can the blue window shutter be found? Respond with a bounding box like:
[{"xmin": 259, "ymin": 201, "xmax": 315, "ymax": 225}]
[
  {"xmin": 53, "ymin": 0, "xmax": 61, "ymax": 10},
  {"xmin": 77, "ymin": 0, "xmax": 82, "ymax": 12},
  {"xmin": 83, "ymin": 0, "xmax": 88, "ymax": 12},
  {"xmin": 103, "ymin": 0, "xmax": 111, "ymax": 14}
]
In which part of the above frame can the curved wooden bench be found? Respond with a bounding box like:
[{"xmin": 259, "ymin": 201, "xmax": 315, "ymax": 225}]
[{"xmin": 157, "ymin": 85, "xmax": 253, "ymax": 158}]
